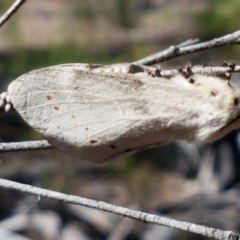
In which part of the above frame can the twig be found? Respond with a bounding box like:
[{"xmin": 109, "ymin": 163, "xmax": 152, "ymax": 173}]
[
  {"xmin": 0, "ymin": 178, "xmax": 238, "ymax": 240},
  {"xmin": 134, "ymin": 39, "xmax": 200, "ymax": 67},
  {"xmin": 174, "ymin": 38, "xmax": 200, "ymax": 48},
  {"xmin": 0, "ymin": 140, "xmax": 53, "ymax": 152},
  {"xmin": 135, "ymin": 30, "xmax": 240, "ymax": 66},
  {"xmin": 159, "ymin": 65, "xmax": 240, "ymax": 78},
  {"xmin": 0, "ymin": 0, "xmax": 27, "ymax": 28}
]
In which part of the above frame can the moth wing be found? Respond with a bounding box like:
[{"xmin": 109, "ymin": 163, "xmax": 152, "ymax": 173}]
[
  {"xmin": 8, "ymin": 64, "xmax": 168, "ymax": 163},
  {"xmin": 9, "ymin": 64, "xmax": 233, "ymax": 163}
]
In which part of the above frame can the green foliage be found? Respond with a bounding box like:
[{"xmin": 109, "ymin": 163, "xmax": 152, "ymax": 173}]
[
  {"xmin": 196, "ymin": 0, "xmax": 240, "ymax": 39},
  {"xmin": 72, "ymin": 0, "xmax": 137, "ymax": 28},
  {"xmin": 195, "ymin": 1, "xmax": 240, "ymax": 59},
  {"xmin": 115, "ymin": 0, "xmax": 136, "ymax": 28},
  {"xmin": 0, "ymin": 1, "xmax": 11, "ymax": 11}
]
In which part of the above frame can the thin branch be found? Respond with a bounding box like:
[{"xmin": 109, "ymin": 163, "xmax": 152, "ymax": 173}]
[
  {"xmin": 0, "ymin": 178, "xmax": 238, "ymax": 240},
  {"xmin": 0, "ymin": 140, "xmax": 53, "ymax": 152},
  {"xmin": 159, "ymin": 65, "xmax": 240, "ymax": 78},
  {"xmin": 0, "ymin": 0, "xmax": 27, "ymax": 28},
  {"xmin": 135, "ymin": 30, "xmax": 240, "ymax": 66},
  {"xmin": 132, "ymin": 39, "xmax": 199, "ymax": 67},
  {"xmin": 174, "ymin": 38, "xmax": 200, "ymax": 48}
]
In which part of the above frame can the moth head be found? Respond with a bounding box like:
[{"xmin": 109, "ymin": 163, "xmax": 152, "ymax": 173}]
[
  {"xmin": 190, "ymin": 73, "xmax": 240, "ymax": 141},
  {"xmin": 207, "ymin": 77, "xmax": 240, "ymax": 140}
]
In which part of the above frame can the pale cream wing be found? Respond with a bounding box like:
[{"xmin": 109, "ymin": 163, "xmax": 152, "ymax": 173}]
[{"xmin": 8, "ymin": 64, "xmax": 237, "ymax": 163}]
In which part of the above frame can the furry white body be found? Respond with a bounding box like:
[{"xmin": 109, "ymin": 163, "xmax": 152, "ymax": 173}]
[{"xmin": 7, "ymin": 63, "xmax": 240, "ymax": 163}]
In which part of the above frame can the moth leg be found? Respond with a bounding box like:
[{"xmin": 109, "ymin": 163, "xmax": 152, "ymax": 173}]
[
  {"xmin": 0, "ymin": 92, "xmax": 13, "ymax": 113},
  {"xmin": 145, "ymin": 66, "xmax": 162, "ymax": 78},
  {"xmin": 177, "ymin": 67, "xmax": 203, "ymax": 87},
  {"xmin": 178, "ymin": 66, "xmax": 194, "ymax": 79},
  {"xmin": 219, "ymin": 61, "xmax": 235, "ymax": 81},
  {"xmin": 134, "ymin": 65, "xmax": 162, "ymax": 78},
  {"xmin": 222, "ymin": 61, "xmax": 235, "ymax": 70},
  {"xmin": 172, "ymin": 68, "xmax": 225, "ymax": 99}
]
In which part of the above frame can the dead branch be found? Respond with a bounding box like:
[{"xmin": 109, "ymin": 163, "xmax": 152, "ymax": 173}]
[
  {"xmin": 0, "ymin": 178, "xmax": 238, "ymax": 240},
  {"xmin": 0, "ymin": 140, "xmax": 52, "ymax": 153},
  {"xmin": 159, "ymin": 65, "xmax": 240, "ymax": 78},
  {"xmin": 0, "ymin": 0, "xmax": 27, "ymax": 28},
  {"xmin": 135, "ymin": 30, "xmax": 240, "ymax": 66}
]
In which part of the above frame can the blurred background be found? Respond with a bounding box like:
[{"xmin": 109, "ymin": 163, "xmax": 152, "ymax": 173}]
[{"xmin": 1, "ymin": 0, "xmax": 240, "ymax": 239}]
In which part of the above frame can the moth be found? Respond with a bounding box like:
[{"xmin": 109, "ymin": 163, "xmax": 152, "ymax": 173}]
[{"xmin": 2, "ymin": 63, "xmax": 240, "ymax": 164}]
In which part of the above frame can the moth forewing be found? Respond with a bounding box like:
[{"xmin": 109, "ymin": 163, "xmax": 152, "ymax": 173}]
[{"xmin": 7, "ymin": 63, "xmax": 240, "ymax": 164}]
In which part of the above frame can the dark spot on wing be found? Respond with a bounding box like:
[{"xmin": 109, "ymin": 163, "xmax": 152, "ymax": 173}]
[
  {"xmin": 211, "ymin": 91, "xmax": 217, "ymax": 97},
  {"xmin": 90, "ymin": 139, "xmax": 98, "ymax": 144},
  {"xmin": 85, "ymin": 127, "xmax": 89, "ymax": 131},
  {"xmin": 234, "ymin": 97, "xmax": 239, "ymax": 105},
  {"xmin": 110, "ymin": 144, "xmax": 117, "ymax": 149},
  {"xmin": 71, "ymin": 115, "xmax": 76, "ymax": 118},
  {"xmin": 130, "ymin": 101, "xmax": 149, "ymax": 115},
  {"xmin": 54, "ymin": 106, "xmax": 60, "ymax": 111},
  {"xmin": 132, "ymin": 79, "xmax": 144, "ymax": 88},
  {"xmin": 189, "ymin": 78, "xmax": 195, "ymax": 84},
  {"xmin": 47, "ymin": 95, "xmax": 53, "ymax": 100}
]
